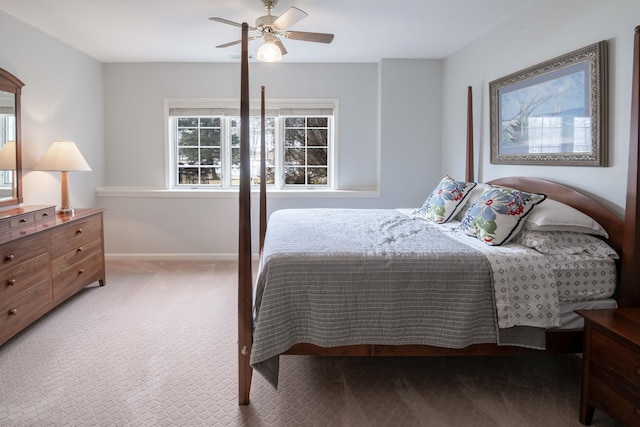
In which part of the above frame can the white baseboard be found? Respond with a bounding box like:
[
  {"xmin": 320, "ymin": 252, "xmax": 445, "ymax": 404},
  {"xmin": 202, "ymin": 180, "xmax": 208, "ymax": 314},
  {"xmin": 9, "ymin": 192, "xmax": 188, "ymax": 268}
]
[{"xmin": 104, "ymin": 253, "xmax": 258, "ymax": 262}]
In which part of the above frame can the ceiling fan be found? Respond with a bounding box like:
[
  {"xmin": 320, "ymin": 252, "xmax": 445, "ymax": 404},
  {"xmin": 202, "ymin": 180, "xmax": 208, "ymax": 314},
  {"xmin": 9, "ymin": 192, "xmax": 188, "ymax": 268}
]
[{"xmin": 210, "ymin": 0, "xmax": 334, "ymax": 61}]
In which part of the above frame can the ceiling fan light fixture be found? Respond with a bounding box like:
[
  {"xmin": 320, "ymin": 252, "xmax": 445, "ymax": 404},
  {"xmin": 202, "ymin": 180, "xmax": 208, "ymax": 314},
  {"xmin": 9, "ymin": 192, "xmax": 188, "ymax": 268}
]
[{"xmin": 257, "ymin": 39, "xmax": 282, "ymax": 62}]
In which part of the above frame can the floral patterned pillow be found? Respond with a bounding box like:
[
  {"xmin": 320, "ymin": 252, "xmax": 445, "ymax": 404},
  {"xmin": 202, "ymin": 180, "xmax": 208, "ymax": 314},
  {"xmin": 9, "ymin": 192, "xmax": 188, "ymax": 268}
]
[
  {"xmin": 415, "ymin": 176, "xmax": 477, "ymax": 223},
  {"xmin": 458, "ymin": 185, "xmax": 546, "ymax": 245}
]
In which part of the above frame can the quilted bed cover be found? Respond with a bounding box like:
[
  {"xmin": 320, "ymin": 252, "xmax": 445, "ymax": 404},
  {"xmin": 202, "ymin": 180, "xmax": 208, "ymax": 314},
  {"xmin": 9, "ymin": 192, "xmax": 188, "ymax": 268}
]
[{"xmin": 251, "ymin": 209, "xmax": 559, "ymax": 388}]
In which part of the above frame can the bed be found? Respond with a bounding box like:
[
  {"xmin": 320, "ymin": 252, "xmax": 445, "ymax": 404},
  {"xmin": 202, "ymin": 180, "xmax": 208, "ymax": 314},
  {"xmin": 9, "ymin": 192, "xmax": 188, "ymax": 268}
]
[{"xmin": 235, "ymin": 24, "xmax": 640, "ymax": 404}]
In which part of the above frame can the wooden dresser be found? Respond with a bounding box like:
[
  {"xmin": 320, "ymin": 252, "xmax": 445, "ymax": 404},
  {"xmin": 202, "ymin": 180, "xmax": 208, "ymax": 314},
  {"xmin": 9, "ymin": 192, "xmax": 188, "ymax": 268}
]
[
  {"xmin": 0, "ymin": 205, "xmax": 105, "ymax": 346},
  {"xmin": 576, "ymin": 308, "xmax": 640, "ymax": 426}
]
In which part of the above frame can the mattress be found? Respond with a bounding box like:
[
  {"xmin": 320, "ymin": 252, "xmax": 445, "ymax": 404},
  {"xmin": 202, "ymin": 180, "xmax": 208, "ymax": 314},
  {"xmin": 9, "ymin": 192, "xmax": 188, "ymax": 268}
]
[
  {"xmin": 548, "ymin": 254, "xmax": 617, "ymax": 303},
  {"xmin": 557, "ymin": 298, "xmax": 618, "ymax": 329}
]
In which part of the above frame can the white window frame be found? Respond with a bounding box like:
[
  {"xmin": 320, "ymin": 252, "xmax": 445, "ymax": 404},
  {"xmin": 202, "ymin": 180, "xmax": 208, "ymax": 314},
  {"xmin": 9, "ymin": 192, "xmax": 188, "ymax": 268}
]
[{"xmin": 164, "ymin": 98, "xmax": 337, "ymax": 191}]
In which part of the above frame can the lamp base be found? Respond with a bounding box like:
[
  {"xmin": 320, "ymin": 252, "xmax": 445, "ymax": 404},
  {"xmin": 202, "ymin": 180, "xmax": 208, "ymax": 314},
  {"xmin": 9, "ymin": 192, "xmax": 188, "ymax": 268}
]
[{"xmin": 58, "ymin": 206, "xmax": 75, "ymax": 216}]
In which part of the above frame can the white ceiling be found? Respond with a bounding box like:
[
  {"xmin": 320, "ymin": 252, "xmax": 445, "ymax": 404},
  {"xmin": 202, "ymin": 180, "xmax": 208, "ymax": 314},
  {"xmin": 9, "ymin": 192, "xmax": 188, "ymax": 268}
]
[{"xmin": 0, "ymin": 0, "xmax": 540, "ymax": 63}]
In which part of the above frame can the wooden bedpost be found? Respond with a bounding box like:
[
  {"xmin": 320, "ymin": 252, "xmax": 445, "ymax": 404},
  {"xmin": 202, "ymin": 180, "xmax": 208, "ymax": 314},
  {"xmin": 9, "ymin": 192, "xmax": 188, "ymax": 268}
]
[
  {"xmin": 260, "ymin": 86, "xmax": 267, "ymax": 253},
  {"xmin": 465, "ymin": 86, "xmax": 474, "ymax": 182},
  {"xmin": 238, "ymin": 22, "xmax": 253, "ymax": 405},
  {"xmin": 620, "ymin": 26, "xmax": 640, "ymax": 308}
]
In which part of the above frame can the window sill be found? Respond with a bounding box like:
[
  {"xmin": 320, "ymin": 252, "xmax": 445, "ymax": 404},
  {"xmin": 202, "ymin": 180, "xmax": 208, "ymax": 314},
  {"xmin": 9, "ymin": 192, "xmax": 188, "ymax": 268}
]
[{"xmin": 96, "ymin": 186, "xmax": 381, "ymax": 199}]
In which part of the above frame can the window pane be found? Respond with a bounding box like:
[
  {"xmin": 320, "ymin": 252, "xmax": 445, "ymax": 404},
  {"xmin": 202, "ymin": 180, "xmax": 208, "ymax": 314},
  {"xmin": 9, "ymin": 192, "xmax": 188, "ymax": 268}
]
[
  {"xmin": 308, "ymin": 168, "xmax": 327, "ymax": 185},
  {"xmin": 200, "ymin": 117, "xmax": 220, "ymax": 127},
  {"xmin": 285, "ymin": 167, "xmax": 306, "ymax": 184},
  {"xmin": 285, "ymin": 117, "xmax": 305, "ymax": 127},
  {"xmin": 179, "ymin": 168, "xmax": 195, "ymax": 184},
  {"xmin": 284, "ymin": 148, "xmax": 305, "ymax": 165},
  {"xmin": 200, "ymin": 167, "xmax": 221, "ymax": 185},
  {"xmin": 200, "ymin": 128, "xmax": 220, "ymax": 146},
  {"xmin": 307, "ymin": 148, "xmax": 327, "ymax": 166},
  {"xmin": 178, "ymin": 118, "xmax": 198, "ymax": 127},
  {"xmin": 307, "ymin": 117, "xmax": 327, "ymax": 127},
  {"xmin": 265, "ymin": 167, "xmax": 275, "ymax": 185},
  {"xmin": 178, "ymin": 147, "xmax": 199, "ymax": 165},
  {"xmin": 230, "ymin": 119, "xmax": 240, "ymax": 148},
  {"xmin": 231, "ymin": 147, "xmax": 240, "ymax": 168},
  {"xmin": 307, "ymin": 128, "xmax": 327, "ymax": 147},
  {"xmin": 178, "ymin": 128, "xmax": 198, "ymax": 146},
  {"xmin": 200, "ymin": 148, "xmax": 220, "ymax": 166},
  {"xmin": 284, "ymin": 129, "xmax": 305, "ymax": 147}
]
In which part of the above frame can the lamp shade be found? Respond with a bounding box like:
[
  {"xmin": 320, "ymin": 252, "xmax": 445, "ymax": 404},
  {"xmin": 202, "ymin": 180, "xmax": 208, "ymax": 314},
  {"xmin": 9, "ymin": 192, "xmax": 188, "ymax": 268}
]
[
  {"xmin": 0, "ymin": 140, "xmax": 16, "ymax": 170},
  {"xmin": 257, "ymin": 39, "xmax": 282, "ymax": 62},
  {"xmin": 34, "ymin": 140, "xmax": 91, "ymax": 172}
]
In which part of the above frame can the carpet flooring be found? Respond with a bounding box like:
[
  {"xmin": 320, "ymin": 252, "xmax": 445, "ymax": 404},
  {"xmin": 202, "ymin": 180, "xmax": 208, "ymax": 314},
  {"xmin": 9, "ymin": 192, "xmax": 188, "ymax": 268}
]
[{"xmin": 0, "ymin": 260, "xmax": 622, "ymax": 426}]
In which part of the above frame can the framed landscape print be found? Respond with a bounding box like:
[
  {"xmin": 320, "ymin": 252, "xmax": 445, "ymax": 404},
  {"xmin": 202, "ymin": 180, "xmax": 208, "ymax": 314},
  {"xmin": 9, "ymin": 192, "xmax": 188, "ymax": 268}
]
[{"xmin": 489, "ymin": 41, "xmax": 608, "ymax": 166}]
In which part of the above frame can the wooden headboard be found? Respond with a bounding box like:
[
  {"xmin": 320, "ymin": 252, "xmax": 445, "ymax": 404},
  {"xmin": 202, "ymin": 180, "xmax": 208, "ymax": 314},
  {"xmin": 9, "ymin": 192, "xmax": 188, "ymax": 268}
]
[{"xmin": 487, "ymin": 177, "xmax": 624, "ymax": 259}]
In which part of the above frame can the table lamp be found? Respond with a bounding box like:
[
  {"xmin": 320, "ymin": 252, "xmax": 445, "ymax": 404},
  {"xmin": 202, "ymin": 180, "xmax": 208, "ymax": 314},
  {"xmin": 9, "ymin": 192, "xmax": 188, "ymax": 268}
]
[{"xmin": 34, "ymin": 139, "xmax": 91, "ymax": 215}]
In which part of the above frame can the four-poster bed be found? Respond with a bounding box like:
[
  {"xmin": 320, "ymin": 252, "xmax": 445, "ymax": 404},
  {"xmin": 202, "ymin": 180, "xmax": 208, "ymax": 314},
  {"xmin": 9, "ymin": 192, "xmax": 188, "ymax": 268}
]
[{"xmin": 236, "ymin": 24, "xmax": 640, "ymax": 405}]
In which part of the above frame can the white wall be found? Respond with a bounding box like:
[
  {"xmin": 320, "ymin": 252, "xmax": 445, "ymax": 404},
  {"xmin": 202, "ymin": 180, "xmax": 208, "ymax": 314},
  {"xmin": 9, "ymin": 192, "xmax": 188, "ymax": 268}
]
[
  {"xmin": 379, "ymin": 59, "xmax": 443, "ymax": 208},
  {"xmin": 441, "ymin": 0, "xmax": 640, "ymax": 216},
  {"xmin": 0, "ymin": 12, "xmax": 104, "ymax": 210},
  {"xmin": 100, "ymin": 59, "xmax": 443, "ymax": 258}
]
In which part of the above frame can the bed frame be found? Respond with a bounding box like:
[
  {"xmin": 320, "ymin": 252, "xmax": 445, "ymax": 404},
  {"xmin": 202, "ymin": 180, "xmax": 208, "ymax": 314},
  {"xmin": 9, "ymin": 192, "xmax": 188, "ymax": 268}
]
[{"xmin": 236, "ymin": 24, "xmax": 640, "ymax": 404}]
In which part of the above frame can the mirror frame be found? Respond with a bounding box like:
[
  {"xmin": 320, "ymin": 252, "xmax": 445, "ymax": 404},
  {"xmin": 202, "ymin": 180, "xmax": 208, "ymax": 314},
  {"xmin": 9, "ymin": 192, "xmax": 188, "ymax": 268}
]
[{"xmin": 0, "ymin": 68, "xmax": 24, "ymax": 207}]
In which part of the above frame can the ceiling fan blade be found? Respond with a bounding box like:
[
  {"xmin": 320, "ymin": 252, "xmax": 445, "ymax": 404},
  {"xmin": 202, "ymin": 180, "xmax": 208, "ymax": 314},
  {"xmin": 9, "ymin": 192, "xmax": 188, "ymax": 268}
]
[
  {"xmin": 272, "ymin": 6, "xmax": 307, "ymax": 30},
  {"xmin": 274, "ymin": 38, "xmax": 288, "ymax": 56},
  {"xmin": 216, "ymin": 39, "xmax": 242, "ymax": 48},
  {"xmin": 209, "ymin": 17, "xmax": 242, "ymax": 27},
  {"xmin": 283, "ymin": 31, "xmax": 334, "ymax": 44},
  {"xmin": 210, "ymin": 17, "xmax": 257, "ymax": 31},
  {"xmin": 216, "ymin": 35, "xmax": 262, "ymax": 48}
]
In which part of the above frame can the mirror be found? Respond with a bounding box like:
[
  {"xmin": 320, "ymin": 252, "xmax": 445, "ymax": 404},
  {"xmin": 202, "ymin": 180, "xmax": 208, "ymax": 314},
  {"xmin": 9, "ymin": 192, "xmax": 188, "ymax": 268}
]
[{"xmin": 0, "ymin": 68, "xmax": 24, "ymax": 207}]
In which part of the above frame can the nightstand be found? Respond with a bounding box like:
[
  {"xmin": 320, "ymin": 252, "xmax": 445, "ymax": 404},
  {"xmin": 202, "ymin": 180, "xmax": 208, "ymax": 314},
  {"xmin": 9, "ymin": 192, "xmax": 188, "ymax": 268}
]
[{"xmin": 576, "ymin": 308, "xmax": 640, "ymax": 426}]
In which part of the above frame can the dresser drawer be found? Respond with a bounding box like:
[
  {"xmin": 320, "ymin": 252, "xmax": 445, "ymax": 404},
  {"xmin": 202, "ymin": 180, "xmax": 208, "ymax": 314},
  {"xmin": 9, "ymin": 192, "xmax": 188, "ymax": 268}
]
[
  {"xmin": 590, "ymin": 362, "xmax": 640, "ymax": 426},
  {"xmin": 0, "ymin": 233, "xmax": 48, "ymax": 272},
  {"xmin": 0, "ymin": 279, "xmax": 52, "ymax": 345},
  {"xmin": 52, "ymin": 251, "xmax": 104, "ymax": 304},
  {"xmin": 0, "ymin": 253, "xmax": 49, "ymax": 301},
  {"xmin": 51, "ymin": 237, "xmax": 102, "ymax": 274},
  {"xmin": 591, "ymin": 328, "xmax": 640, "ymax": 389},
  {"xmin": 50, "ymin": 216, "xmax": 102, "ymax": 259},
  {"xmin": 0, "ymin": 206, "xmax": 55, "ymax": 231}
]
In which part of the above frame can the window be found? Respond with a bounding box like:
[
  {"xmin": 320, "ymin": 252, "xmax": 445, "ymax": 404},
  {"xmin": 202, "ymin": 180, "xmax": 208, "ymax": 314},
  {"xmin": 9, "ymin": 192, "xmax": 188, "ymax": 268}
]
[{"xmin": 167, "ymin": 100, "xmax": 335, "ymax": 190}]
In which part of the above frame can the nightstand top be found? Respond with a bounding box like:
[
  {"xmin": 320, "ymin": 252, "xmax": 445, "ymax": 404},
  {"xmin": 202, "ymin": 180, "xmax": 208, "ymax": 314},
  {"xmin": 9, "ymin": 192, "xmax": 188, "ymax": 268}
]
[{"xmin": 576, "ymin": 308, "xmax": 640, "ymax": 349}]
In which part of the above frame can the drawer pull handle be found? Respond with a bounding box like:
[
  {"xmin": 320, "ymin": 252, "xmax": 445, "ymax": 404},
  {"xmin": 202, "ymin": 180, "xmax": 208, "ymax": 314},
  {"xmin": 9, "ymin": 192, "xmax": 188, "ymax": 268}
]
[
  {"xmin": 19, "ymin": 219, "xmax": 26, "ymax": 223},
  {"xmin": 78, "ymin": 268, "xmax": 84, "ymax": 275},
  {"xmin": 77, "ymin": 246, "xmax": 83, "ymax": 253},
  {"xmin": 8, "ymin": 308, "xmax": 17, "ymax": 315},
  {"xmin": 7, "ymin": 278, "xmax": 15, "ymax": 286},
  {"xmin": 5, "ymin": 254, "xmax": 14, "ymax": 262},
  {"xmin": 43, "ymin": 213, "xmax": 49, "ymax": 217},
  {"xmin": 76, "ymin": 228, "xmax": 83, "ymax": 235}
]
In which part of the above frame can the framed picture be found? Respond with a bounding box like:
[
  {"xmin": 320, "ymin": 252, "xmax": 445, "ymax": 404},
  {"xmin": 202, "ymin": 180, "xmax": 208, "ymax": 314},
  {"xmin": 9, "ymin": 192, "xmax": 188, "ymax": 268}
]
[{"xmin": 490, "ymin": 41, "xmax": 608, "ymax": 166}]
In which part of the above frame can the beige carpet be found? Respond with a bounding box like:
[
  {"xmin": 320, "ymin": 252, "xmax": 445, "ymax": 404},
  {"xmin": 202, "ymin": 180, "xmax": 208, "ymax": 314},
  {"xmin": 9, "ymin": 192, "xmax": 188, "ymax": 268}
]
[{"xmin": 0, "ymin": 260, "xmax": 622, "ymax": 426}]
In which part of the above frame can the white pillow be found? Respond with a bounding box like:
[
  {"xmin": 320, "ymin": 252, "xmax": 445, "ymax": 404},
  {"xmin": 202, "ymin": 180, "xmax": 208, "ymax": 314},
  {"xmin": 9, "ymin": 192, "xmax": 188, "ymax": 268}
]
[
  {"xmin": 515, "ymin": 229, "xmax": 618, "ymax": 259},
  {"xmin": 525, "ymin": 199, "xmax": 609, "ymax": 238}
]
